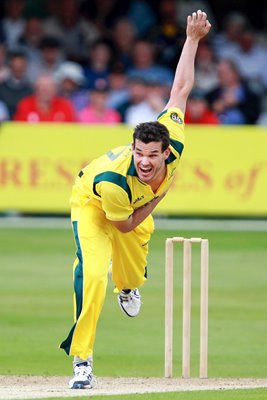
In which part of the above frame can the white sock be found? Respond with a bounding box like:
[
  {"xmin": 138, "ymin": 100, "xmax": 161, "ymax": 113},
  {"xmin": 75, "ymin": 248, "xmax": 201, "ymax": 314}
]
[{"xmin": 73, "ymin": 355, "xmax": 93, "ymax": 368}]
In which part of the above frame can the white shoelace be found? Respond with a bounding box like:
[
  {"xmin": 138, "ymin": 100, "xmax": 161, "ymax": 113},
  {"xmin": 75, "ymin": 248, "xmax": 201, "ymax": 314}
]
[
  {"xmin": 74, "ymin": 363, "xmax": 92, "ymax": 378},
  {"xmin": 120, "ymin": 290, "xmax": 140, "ymax": 302}
]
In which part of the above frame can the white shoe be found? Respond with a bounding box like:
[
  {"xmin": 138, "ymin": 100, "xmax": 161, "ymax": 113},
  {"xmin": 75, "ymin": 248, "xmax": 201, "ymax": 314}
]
[
  {"xmin": 68, "ymin": 362, "xmax": 96, "ymax": 389},
  {"xmin": 117, "ymin": 289, "xmax": 141, "ymax": 317}
]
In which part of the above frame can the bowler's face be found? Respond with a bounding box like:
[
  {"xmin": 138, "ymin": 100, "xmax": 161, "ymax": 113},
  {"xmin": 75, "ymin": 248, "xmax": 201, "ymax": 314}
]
[{"xmin": 132, "ymin": 140, "xmax": 170, "ymax": 186}]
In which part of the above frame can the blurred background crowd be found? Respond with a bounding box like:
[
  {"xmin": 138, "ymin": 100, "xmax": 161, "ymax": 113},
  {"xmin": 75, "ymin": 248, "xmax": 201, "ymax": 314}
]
[{"xmin": 1, "ymin": 0, "xmax": 267, "ymax": 126}]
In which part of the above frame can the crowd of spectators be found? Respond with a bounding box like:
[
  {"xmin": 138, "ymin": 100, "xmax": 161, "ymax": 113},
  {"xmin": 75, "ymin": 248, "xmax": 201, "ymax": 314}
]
[{"xmin": 1, "ymin": 0, "xmax": 267, "ymax": 125}]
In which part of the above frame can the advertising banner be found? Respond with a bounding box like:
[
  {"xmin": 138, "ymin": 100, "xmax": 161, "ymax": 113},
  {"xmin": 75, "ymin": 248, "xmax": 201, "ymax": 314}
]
[{"xmin": 0, "ymin": 123, "xmax": 267, "ymax": 216}]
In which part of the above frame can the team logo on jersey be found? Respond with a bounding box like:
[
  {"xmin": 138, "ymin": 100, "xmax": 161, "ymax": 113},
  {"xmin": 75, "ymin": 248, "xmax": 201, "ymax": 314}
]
[{"xmin": 170, "ymin": 112, "xmax": 183, "ymax": 124}]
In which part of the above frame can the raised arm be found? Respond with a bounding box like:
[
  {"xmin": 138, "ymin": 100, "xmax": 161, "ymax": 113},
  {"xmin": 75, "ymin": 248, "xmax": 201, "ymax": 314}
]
[{"xmin": 164, "ymin": 10, "xmax": 211, "ymax": 114}]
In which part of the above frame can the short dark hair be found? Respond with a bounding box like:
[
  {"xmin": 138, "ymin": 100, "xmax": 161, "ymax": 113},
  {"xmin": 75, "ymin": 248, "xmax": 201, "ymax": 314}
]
[
  {"xmin": 133, "ymin": 121, "xmax": 170, "ymax": 152},
  {"xmin": 39, "ymin": 36, "xmax": 62, "ymax": 50},
  {"xmin": 7, "ymin": 49, "xmax": 27, "ymax": 61}
]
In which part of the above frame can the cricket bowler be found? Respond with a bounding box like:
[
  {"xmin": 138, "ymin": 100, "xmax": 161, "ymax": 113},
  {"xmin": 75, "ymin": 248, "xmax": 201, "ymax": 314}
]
[{"xmin": 60, "ymin": 10, "xmax": 211, "ymax": 389}]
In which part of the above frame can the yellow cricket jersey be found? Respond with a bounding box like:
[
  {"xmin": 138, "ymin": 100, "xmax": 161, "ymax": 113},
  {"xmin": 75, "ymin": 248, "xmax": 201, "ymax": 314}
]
[{"xmin": 71, "ymin": 107, "xmax": 185, "ymax": 221}]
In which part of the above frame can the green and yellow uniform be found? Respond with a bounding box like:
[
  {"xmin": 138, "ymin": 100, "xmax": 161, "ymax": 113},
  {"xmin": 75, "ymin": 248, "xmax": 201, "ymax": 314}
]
[{"xmin": 60, "ymin": 107, "xmax": 185, "ymax": 360}]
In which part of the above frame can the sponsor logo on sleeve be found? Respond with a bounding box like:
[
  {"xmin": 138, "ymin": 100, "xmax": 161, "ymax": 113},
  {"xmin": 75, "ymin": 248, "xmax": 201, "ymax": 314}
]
[{"xmin": 170, "ymin": 112, "xmax": 183, "ymax": 124}]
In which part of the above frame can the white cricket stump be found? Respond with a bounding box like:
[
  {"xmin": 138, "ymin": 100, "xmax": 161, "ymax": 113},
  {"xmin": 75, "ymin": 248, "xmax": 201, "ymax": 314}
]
[{"xmin": 164, "ymin": 237, "xmax": 209, "ymax": 379}]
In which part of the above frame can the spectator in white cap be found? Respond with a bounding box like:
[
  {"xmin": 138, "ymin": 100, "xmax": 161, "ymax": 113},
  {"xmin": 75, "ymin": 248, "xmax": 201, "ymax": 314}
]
[{"xmin": 55, "ymin": 61, "xmax": 89, "ymax": 113}]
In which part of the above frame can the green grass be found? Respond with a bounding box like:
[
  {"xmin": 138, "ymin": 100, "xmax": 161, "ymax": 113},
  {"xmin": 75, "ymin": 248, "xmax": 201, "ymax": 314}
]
[
  {"xmin": 19, "ymin": 388, "xmax": 267, "ymax": 400},
  {"xmin": 0, "ymin": 226, "xmax": 267, "ymax": 383}
]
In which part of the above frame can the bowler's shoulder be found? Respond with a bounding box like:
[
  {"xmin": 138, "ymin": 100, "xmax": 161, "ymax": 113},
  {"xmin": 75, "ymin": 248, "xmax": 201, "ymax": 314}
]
[
  {"xmin": 157, "ymin": 107, "xmax": 185, "ymax": 144},
  {"xmin": 157, "ymin": 107, "xmax": 184, "ymax": 126}
]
